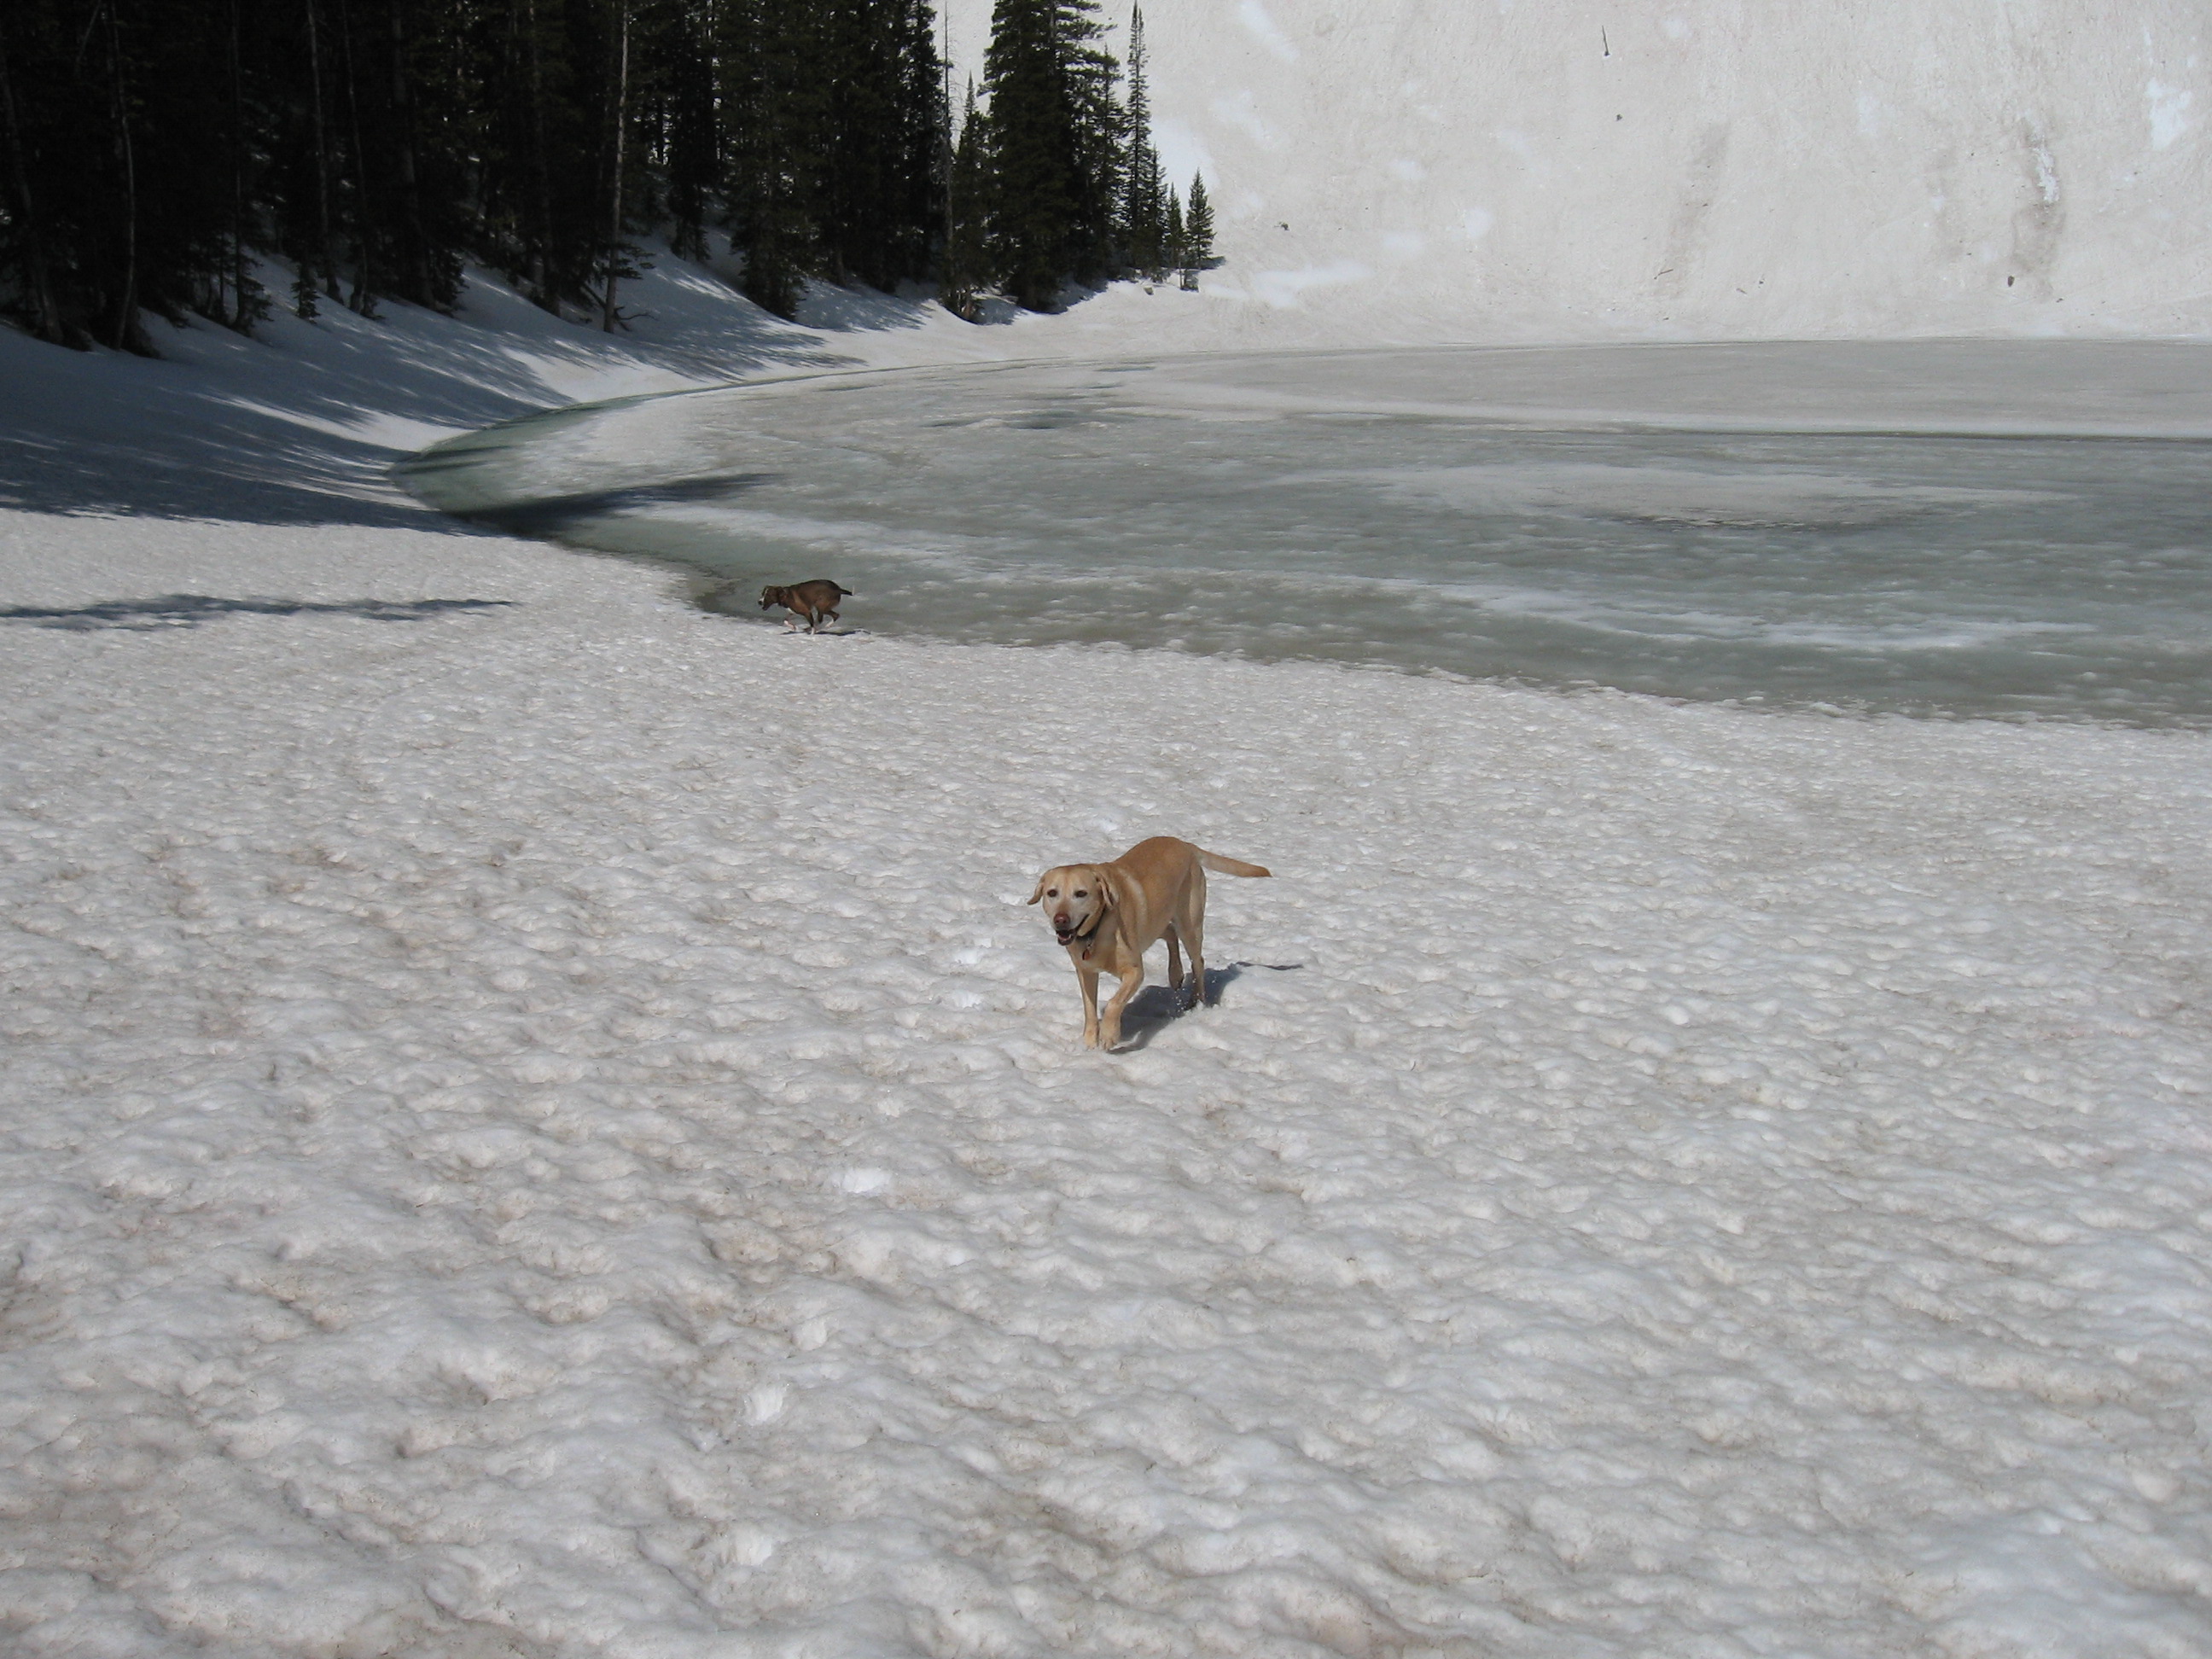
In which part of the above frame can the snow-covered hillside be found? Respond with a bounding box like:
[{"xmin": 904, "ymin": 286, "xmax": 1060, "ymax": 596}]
[{"xmin": 949, "ymin": 0, "xmax": 2212, "ymax": 341}]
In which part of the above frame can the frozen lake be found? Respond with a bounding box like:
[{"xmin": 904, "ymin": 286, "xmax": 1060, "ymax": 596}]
[{"xmin": 401, "ymin": 346, "xmax": 2212, "ymax": 726}]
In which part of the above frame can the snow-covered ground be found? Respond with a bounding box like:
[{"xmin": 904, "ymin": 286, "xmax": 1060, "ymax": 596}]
[
  {"xmin": 0, "ymin": 246, "xmax": 1042, "ymax": 528},
  {"xmin": 7, "ymin": 498, "xmax": 2212, "ymax": 1657},
  {"xmin": 6, "ymin": 45, "xmax": 2212, "ymax": 1644}
]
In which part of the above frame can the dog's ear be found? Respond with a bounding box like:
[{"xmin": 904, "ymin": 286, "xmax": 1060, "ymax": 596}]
[
  {"xmin": 1026, "ymin": 872, "xmax": 1048, "ymax": 905},
  {"xmin": 1092, "ymin": 867, "xmax": 1117, "ymax": 910}
]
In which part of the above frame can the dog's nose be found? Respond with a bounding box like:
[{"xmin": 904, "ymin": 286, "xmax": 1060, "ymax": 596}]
[{"xmin": 1051, "ymin": 912, "xmax": 1070, "ymax": 928}]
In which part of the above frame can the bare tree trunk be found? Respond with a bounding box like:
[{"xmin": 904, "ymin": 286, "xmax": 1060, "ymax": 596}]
[
  {"xmin": 521, "ymin": 0, "xmax": 553, "ymax": 303},
  {"xmin": 228, "ymin": 0, "xmax": 252, "ymax": 328},
  {"xmin": 599, "ymin": 0, "xmax": 628, "ymax": 331},
  {"xmin": 336, "ymin": 0, "xmax": 377, "ymax": 311},
  {"xmin": 103, "ymin": 0, "xmax": 144, "ymax": 352},
  {"xmin": 305, "ymin": 0, "xmax": 337, "ymax": 306},
  {"xmin": 387, "ymin": 0, "xmax": 428, "ymax": 304}
]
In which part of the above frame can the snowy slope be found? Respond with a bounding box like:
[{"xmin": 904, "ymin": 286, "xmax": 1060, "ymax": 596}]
[
  {"xmin": 949, "ymin": 0, "xmax": 2212, "ymax": 341},
  {"xmin": 0, "ymin": 250, "xmax": 1032, "ymax": 523}
]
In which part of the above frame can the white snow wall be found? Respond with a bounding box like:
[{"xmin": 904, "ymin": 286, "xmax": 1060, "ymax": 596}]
[{"xmin": 943, "ymin": 0, "xmax": 2212, "ymax": 340}]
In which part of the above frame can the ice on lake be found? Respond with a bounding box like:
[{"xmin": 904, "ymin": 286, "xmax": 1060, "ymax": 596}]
[{"xmin": 401, "ymin": 346, "xmax": 2212, "ymax": 726}]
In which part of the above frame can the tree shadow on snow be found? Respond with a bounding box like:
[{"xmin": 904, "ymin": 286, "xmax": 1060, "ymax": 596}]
[
  {"xmin": 1112, "ymin": 960, "xmax": 1305, "ymax": 1052},
  {"xmin": 0, "ymin": 595, "xmax": 515, "ymax": 631},
  {"xmin": 0, "ymin": 253, "xmax": 902, "ymax": 528}
]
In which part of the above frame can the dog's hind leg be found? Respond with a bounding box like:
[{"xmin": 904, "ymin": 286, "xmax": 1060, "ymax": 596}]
[{"xmin": 1165, "ymin": 923, "xmax": 1185, "ymax": 993}]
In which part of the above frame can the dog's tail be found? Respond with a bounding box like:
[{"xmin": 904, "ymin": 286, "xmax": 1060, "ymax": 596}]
[
  {"xmin": 1196, "ymin": 848, "xmax": 1271, "ymax": 878},
  {"xmin": 835, "ymin": 585, "xmax": 854, "ymax": 597}
]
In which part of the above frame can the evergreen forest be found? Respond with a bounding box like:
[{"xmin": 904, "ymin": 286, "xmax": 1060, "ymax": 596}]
[{"xmin": 0, "ymin": 0, "xmax": 1216, "ymax": 353}]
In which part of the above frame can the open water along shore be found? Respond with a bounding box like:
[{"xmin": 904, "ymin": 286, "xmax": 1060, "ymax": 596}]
[{"xmin": 399, "ymin": 346, "xmax": 2212, "ymax": 727}]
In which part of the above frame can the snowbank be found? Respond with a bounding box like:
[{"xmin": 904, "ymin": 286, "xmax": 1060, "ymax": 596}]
[
  {"xmin": 0, "ymin": 250, "xmax": 1032, "ymax": 525},
  {"xmin": 948, "ymin": 0, "xmax": 2212, "ymax": 342}
]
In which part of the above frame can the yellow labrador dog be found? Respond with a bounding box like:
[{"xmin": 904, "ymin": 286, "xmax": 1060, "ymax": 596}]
[{"xmin": 1028, "ymin": 836, "xmax": 1271, "ymax": 1050}]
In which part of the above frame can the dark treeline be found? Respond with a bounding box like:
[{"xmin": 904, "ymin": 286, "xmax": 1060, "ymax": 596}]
[
  {"xmin": 946, "ymin": 1, "xmax": 1210, "ymax": 317},
  {"xmin": 0, "ymin": 0, "xmax": 1214, "ymax": 354}
]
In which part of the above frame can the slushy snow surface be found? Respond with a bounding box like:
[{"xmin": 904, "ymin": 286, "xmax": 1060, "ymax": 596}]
[{"xmin": 6, "ymin": 504, "xmax": 2212, "ymax": 1656}]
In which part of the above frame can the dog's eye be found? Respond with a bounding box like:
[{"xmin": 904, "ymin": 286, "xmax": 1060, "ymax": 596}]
[
  {"xmin": 1045, "ymin": 888, "xmax": 1058, "ymax": 898},
  {"xmin": 1073, "ymin": 889, "xmax": 1087, "ymax": 898}
]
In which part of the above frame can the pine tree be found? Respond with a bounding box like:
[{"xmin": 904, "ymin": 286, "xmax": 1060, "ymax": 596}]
[
  {"xmin": 980, "ymin": 0, "xmax": 1070, "ymax": 310},
  {"xmin": 887, "ymin": 0, "xmax": 948, "ymax": 285},
  {"xmin": 717, "ymin": 0, "xmax": 813, "ymax": 317},
  {"xmin": 1182, "ymin": 171, "xmax": 1213, "ymax": 271},
  {"xmin": 940, "ymin": 81, "xmax": 989, "ymax": 320},
  {"xmin": 1119, "ymin": 5, "xmax": 1165, "ymax": 278},
  {"xmin": 478, "ymin": 0, "xmax": 566, "ymax": 307},
  {"xmin": 815, "ymin": 0, "xmax": 942, "ymax": 291},
  {"xmin": 979, "ymin": 0, "xmax": 1120, "ymax": 311},
  {"xmin": 1163, "ymin": 183, "xmax": 1184, "ymax": 273},
  {"xmin": 277, "ymin": 0, "xmax": 340, "ymax": 318},
  {"xmin": 650, "ymin": 3, "xmax": 722, "ymax": 262},
  {"xmin": 1054, "ymin": 0, "xmax": 1121, "ymax": 279}
]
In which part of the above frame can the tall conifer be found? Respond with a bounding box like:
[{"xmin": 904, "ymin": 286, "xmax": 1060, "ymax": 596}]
[
  {"xmin": 978, "ymin": 0, "xmax": 1121, "ymax": 310},
  {"xmin": 1119, "ymin": 6, "xmax": 1164, "ymax": 277},
  {"xmin": 940, "ymin": 82, "xmax": 989, "ymax": 321},
  {"xmin": 980, "ymin": 0, "xmax": 1071, "ymax": 310},
  {"xmin": 1054, "ymin": 0, "xmax": 1121, "ymax": 279},
  {"xmin": 1183, "ymin": 172, "xmax": 1212, "ymax": 271}
]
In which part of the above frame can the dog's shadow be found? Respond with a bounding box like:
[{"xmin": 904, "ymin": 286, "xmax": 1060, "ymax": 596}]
[{"xmin": 1113, "ymin": 961, "xmax": 1304, "ymax": 1052}]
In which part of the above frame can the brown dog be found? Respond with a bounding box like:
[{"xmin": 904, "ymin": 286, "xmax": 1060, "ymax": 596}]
[
  {"xmin": 1028, "ymin": 835, "xmax": 1271, "ymax": 1051},
  {"xmin": 759, "ymin": 579, "xmax": 853, "ymax": 633}
]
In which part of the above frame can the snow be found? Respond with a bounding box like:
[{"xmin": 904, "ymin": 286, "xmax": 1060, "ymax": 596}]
[
  {"xmin": 6, "ymin": 14, "xmax": 2212, "ymax": 1648},
  {"xmin": 934, "ymin": 0, "xmax": 2212, "ymax": 342},
  {"xmin": 0, "ymin": 247, "xmax": 1036, "ymax": 526},
  {"xmin": 6, "ymin": 499, "xmax": 2212, "ymax": 1656}
]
